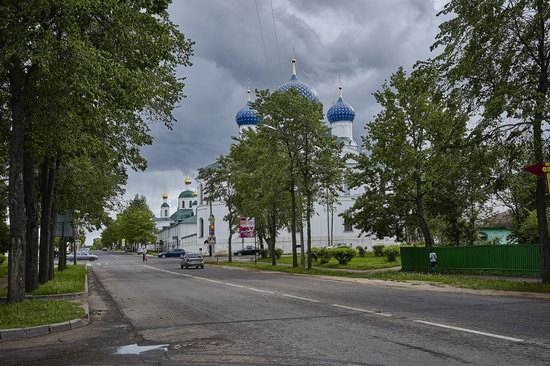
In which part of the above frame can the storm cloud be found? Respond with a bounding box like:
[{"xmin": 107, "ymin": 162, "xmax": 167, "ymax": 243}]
[{"xmin": 87, "ymin": 0, "xmax": 447, "ymax": 243}]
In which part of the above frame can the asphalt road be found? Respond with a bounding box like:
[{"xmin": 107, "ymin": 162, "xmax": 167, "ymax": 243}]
[{"xmin": 2, "ymin": 251, "xmax": 550, "ymax": 365}]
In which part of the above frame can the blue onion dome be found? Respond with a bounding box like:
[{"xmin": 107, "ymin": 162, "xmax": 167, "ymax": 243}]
[
  {"xmin": 161, "ymin": 202, "xmax": 169, "ymax": 208},
  {"xmin": 235, "ymin": 89, "xmax": 259, "ymax": 126},
  {"xmin": 276, "ymin": 58, "xmax": 320, "ymax": 103},
  {"xmin": 327, "ymin": 86, "xmax": 355, "ymax": 123}
]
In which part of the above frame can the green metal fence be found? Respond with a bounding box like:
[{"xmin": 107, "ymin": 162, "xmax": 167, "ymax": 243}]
[{"xmin": 400, "ymin": 245, "xmax": 541, "ymax": 275}]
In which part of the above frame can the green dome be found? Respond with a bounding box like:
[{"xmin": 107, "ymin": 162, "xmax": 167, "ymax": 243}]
[{"xmin": 179, "ymin": 190, "xmax": 194, "ymax": 198}]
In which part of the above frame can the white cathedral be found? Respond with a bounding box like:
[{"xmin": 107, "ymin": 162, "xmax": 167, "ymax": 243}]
[{"xmin": 155, "ymin": 58, "xmax": 394, "ymax": 255}]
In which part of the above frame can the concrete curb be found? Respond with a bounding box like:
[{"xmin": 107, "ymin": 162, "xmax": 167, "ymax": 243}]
[
  {"xmin": 0, "ymin": 271, "xmax": 90, "ymax": 342},
  {"xmin": 213, "ymin": 264, "xmax": 550, "ymax": 301}
]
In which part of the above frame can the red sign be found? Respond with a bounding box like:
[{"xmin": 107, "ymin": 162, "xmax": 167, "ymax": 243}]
[
  {"xmin": 524, "ymin": 162, "xmax": 545, "ymax": 177},
  {"xmin": 239, "ymin": 216, "xmax": 256, "ymax": 238}
]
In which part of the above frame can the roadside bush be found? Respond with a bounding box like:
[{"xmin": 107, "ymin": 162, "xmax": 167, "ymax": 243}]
[
  {"xmin": 383, "ymin": 245, "xmax": 400, "ymax": 262},
  {"xmin": 356, "ymin": 246, "xmax": 366, "ymax": 257},
  {"xmin": 372, "ymin": 245, "xmax": 385, "ymax": 257},
  {"xmin": 310, "ymin": 248, "xmax": 319, "ymax": 261},
  {"xmin": 275, "ymin": 248, "xmax": 283, "ymax": 259},
  {"xmin": 331, "ymin": 247, "xmax": 356, "ymax": 265},
  {"xmin": 317, "ymin": 248, "xmax": 332, "ymax": 265},
  {"xmin": 0, "ymin": 253, "xmax": 5, "ymax": 264},
  {"xmin": 259, "ymin": 248, "xmax": 269, "ymax": 259}
]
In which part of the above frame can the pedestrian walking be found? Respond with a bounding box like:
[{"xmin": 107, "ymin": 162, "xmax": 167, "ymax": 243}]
[
  {"xmin": 429, "ymin": 249, "xmax": 437, "ymax": 273},
  {"xmin": 142, "ymin": 248, "xmax": 148, "ymax": 262}
]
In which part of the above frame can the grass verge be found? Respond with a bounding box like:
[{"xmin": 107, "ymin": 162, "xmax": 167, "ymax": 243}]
[
  {"xmin": 0, "ymin": 264, "xmax": 86, "ymax": 297},
  {"xmin": 0, "ymin": 300, "xmax": 83, "ymax": 329},
  {"xmin": 208, "ymin": 261, "xmax": 550, "ymax": 294},
  {"xmin": 261, "ymin": 253, "xmax": 400, "ymax": 270}
]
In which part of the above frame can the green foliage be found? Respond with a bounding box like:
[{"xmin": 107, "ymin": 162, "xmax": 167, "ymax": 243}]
[
  {"xmin": 259, "ymin": 248, "xmax": 269, "ymax": 259},
  {"xmin": 383, "ymin": 245, "xmax": 401, "ymax": 262},
  {"xmin": 100, "ymin": 195, "xmax": 157, "ymax": 247},
  {"xmin": 330, "ymin": 247, "xmax": 356, "ymax": 265},
  {"xmin": 317, "ymin": 248, "xmax": 332, "ymax": 265},
  {"xmin": 0, "ymin": 253, "xmax": 5, "ymax": 264},
  {"xmin": 518, "ymin": 209, "xmax": 550, "ymax": 244},
  {"xmin": 274, "ymin": 248, "xmax": 284, "ymax": 260},
  {"xmin": 356, "ymin": 246, "xmax": 366, "ymax": 257},
  {"xmin": 372, "ymin": 245, "xmax": 385, "ymax": 257}
]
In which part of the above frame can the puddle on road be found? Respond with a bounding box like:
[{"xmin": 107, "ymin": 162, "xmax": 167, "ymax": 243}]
[{"xmin": 114, "ymin": 343, "xmax": 169, "ymax": 355}]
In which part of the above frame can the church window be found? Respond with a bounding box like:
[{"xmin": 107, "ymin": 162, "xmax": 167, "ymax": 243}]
[
  {"xmin": 199, "ymin": 218, "xmax": 204, "ymax": 238},
  {"xmin": 164, "ymin": 209, "xmax": 168, "ymax": 216},
  {"xmin": 344, "ymin": 218, "xmax": 353, "ymax": 232}
]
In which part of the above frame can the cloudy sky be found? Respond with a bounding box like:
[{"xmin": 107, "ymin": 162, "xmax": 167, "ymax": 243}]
[{"xmin": 88, "ymin": 0, "xmax": 448, "ymax": 243}]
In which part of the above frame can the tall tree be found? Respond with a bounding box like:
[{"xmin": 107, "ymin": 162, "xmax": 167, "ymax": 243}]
[
  {"xmin": 0, "ymin": 1, "xmax": 193, "ymax": 301},
  {"xmin": 198, "ymin": 155, "xmax": 239, "ymax": 262},
  {"xmin": 433, "ymin": 0, "xmax": 550, "ymax": 282},
  {"xmin": 348, "ymin": 66, "xmax": 471, "ymax": 247}
]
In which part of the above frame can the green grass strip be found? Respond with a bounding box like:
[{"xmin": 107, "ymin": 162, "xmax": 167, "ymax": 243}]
[
  {"xmin": 0, "ymin": 300, "xmax": 83, "ymax": 329},
  {"xmin": 208, "ymin": 261, "xmax": 550, "ymax": 294},
  {"xmin": 0, "ymin": 264, "xmax": 86, "ymax": 297}
]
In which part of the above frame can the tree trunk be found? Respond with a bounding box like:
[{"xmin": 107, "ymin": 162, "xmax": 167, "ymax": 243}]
[
  {"xmin": 306, "ymin": 193, "xmax": 313, "ymax": 270},
  {"xmin": 270, "ymin": 210, "xmax": 277, "ymax": 266},
  {"xmin": 533, "ymin": 116, "xmax": 549, "ymax": 283},
  {"xmin": 47, "ymin": 160, "xmax": 59, "ymax": 280},
  {"xmin": 7, "ymin": 63, "xmax": 27, "ymax": 303},
  {"xmin": 533, "ymin": 22, "xmax": 549, "ymax": 282},
  {"xmin": 289, "ymin": 176, "xmax": 298, "ymax": 267},
  {"xmin": 298, "ymin": 195, "xmax": 305, "ymax": 271},
  {"xmin": 228, "ymin": 223, "xmax": 233, "ymax": 263},
  {"xmin": 38, "ymin": 158, "xmax": 51, "ymax": 284},
  {"xmin": 415, "ymin": 179, "xmax": 433, "ymax": 247},
  {"xmin": 24, "ymin": 143, "xmax": 39, "ymax": 291}
]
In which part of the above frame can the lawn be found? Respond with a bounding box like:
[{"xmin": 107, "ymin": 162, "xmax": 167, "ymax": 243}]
[
  {"xmin": 0, "ymin": 264, "xmax": 86, "ymax": 297},
  {"xmin": 260, "ymin": 253, "xmax": 401, "ymax": 270},
  {"xmin": 209, "ymin": 261, "xmax": 550, "ymax": 294},
  {"xmin": 0, "ymin": 300, "xmax": 83, "ymax": 329}
]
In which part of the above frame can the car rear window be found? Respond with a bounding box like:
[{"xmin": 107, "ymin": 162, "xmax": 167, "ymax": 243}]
[{"xmin": 188, "ymin": 254, "xmax": 201, "ymax": 258}]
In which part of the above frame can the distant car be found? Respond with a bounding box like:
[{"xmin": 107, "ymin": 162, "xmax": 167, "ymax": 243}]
[
  {"xmin": 101, "ymin": 248, "xmax": 108, "ymax": 251},
  {"xmin": 328, "ymin": 242, "xmax": 352, "ymax": 248},
  {"xmin": 233, "ymin": 246, "xmax": 260, "ymax": 256},
  {"xmin": 158, "ymin": 248, "xmax": 186, "ymax": 258},
  {"xmin": 68, "ymin": 251, "xmax": 98, "ymax": 261},
  {"xmin": 180, "ymin": 253, "xmax": 204, "ymax": 269}
]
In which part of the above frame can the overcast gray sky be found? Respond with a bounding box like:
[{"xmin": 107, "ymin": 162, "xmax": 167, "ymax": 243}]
[{"xmin": 88, "ymin": 0, "xmax": 448, "ymax": 244}]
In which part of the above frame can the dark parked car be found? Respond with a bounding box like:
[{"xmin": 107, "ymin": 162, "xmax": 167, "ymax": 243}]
[
  {"xmin": 180, "ymin": 253, "xmax": 204, "ymax": 269},
  {"xmin": 158, "ymin": 248, "xmax": 186, "ymax": 258},
  {"xmin": 233, "ymin": 246, "xmax": 260, "ymax": 257}
]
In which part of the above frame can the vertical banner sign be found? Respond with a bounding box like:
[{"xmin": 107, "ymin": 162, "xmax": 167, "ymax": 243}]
[
  {"xmin": 544, "ymin": 163, "xmax": 550, "ymax": 202},
  {"xmin": 239, "ymin": 216, "xmax": 256, "ymax": 238}
]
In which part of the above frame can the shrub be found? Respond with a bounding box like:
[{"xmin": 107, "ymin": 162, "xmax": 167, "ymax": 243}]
[
  {"xmin": 259, "ymin": 248, "xmax": 269, "ymax": 259},
  {"xmin": 331, "ymin": 247, "xmax": 356, "ymax": 265},
  {"xmin": 310, "ymin": 248, "xmax": 319, "ymax": 261},
  {"xmin": 317, "ymin": 248, "xmax": 332, "ymax": 265},
  {"xmin": 356, "ymin": 246, "xmax": 366, "ymax": 257},
  {"xmin": 274, "ymin": 248, "xmax": 283, "ymax": 259},
  {"xmin": 383, "ymin": 245, "xmax": 400, "ymax": 262},
  {"xmin": 0, "ymin": 253, "xmax": 5, "ymax": 264},
  {"xmin": 372, "ymin": 245, "xmax": 385, "ymax": 257}
]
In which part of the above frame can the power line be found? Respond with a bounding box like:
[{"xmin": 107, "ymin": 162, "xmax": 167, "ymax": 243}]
[
  {"xmin": 270, "ymin": 0, "xmax": 283, "ymax": 83},
  {"xmin": 255, "ymin": 0, "xmax": 274, "ymax": 89}
]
